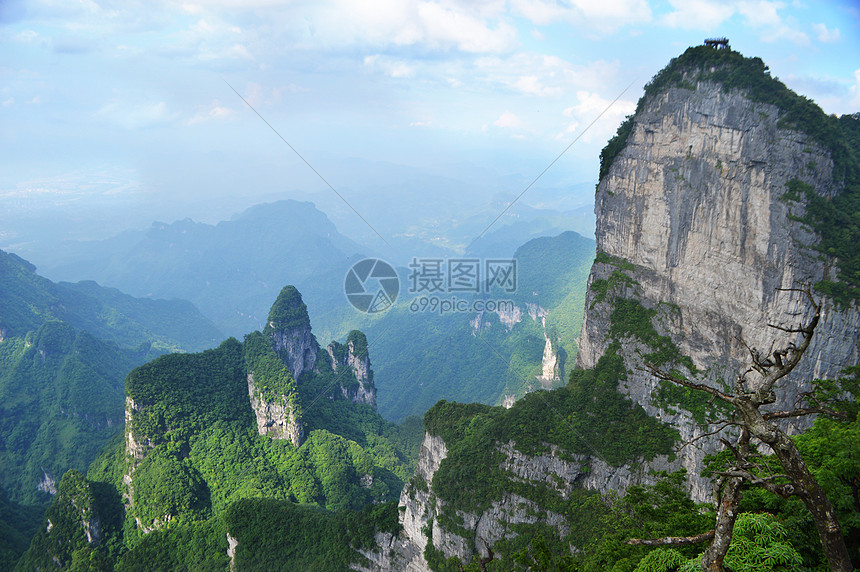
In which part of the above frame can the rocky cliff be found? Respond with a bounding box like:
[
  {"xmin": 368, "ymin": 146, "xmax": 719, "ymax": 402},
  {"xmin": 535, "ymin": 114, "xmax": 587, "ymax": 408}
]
[
  {"xmin": 364, "ymin": 45, "xmax": 860, "ymax": 570},
  {"xmin": 247, "ymin": 373, "xmax": 304, "ymax": 446},
  {"xmin": 327, "ymin": 330, "xmax": 378, "ymax": 408},
  {"xmin": 577, "ymin": 49, "xmax": 860, "ymax": 499}
]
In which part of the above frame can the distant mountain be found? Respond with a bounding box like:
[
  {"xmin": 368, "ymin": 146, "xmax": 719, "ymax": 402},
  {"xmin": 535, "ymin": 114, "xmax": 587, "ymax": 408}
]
[
  {"xmin": 0, "ymin": 248, "xmax": 223, "ymax": 566},
  {"xmin": 14, "ymin": 199, "xmax": 597, "ymax": 424},
  {"xmin": 352, "ymin": 230, "xmax": 596, "ymax": 422},
  {"xmin": 0, "ymin": 249, "xmax": 222, "ymax": 352},
  {"xmin": 29, "ymin": 200, "xmax": 365, "ymax": 339}
]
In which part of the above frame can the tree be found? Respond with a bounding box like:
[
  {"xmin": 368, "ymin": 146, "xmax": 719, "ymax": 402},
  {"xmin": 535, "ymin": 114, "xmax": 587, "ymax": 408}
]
[{"xmin": 629, "ymin": 286, "xmax": 853, "ymax": 571}]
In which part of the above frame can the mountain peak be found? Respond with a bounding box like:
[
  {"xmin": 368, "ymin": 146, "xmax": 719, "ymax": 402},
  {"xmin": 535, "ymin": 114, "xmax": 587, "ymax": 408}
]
[
  {"xmin": 264, "ymin": 285, "xmax": 311, "ymax": 334},
  {"xmin": 264, "ymin": 285, "xmax": 317, "ymax": 381}
]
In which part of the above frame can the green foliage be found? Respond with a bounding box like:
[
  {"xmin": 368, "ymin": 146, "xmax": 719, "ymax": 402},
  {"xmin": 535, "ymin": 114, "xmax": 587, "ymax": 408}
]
[
  {"xmin": 15, "ymin": 470, "xmax": 121, "ymax": 571},
  {"xmin": 591, "ymin": 269, "xmax": 637, "ymax": 307},
  {"xmin": 263, "ymin": 285, "xmax": 310, "ymax": 333},
  {"xmin": 126, "ymin": 337, "xmax": 251, "ymax": 446},
  {"xmin": 608, "ymin": 298, "xmax": 696, "ymax": 372},
  {"xmin": 224, "ymin": 498, "xmax": 400, "ymax": 571},
  {"xmin": 353, "ymin": 230, "xmax": 595, "ymax": 422},
  {"xmin": 782, "ymin": 179, "xmax": 860, "ymax": 306},
  {"xmin": 0, "ymin": 321, "xmax": 143, "ymax": 504},
  {"xmin": 133, "ymin": 450, "xmax": 211, "ymax": 527},
  {"xmin": 243, "ymin": 331, "xmax": 299, "ymax": 409},
  {"xmin": 346, "ymin": 329, "xmax": 369, "ymax": 360},
  {"xmin": 793, "ymin": 406, "xmax": 860, "ymax": 565},
  {"xmin": 425, "ymin": 350, "xmax": 677, "ymax": 516},
  {"xmin": 723, "ymin": 512, "xmax": 804, "ymax": 571},
  {"xmin": 0, "ymin": 486, "xmax": 44, "ymax": 570},
  {"xmin": 633, "ymin": 548, "xmax": 687, "ymax": 572},
  {"xmin": 115, "ymin": 517, "xmax": 228, "ymax": 571},
  {"xmin": 600, "ymin": 115, "xmax": 635, "ymax": 180}
]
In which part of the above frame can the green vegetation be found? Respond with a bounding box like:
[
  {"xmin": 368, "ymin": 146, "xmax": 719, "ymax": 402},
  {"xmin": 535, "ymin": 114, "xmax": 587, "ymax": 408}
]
[
  {"xmin": 225, "ymin": 498, "xmax": 399, "ymax": 570},
  {"xmin": 15, "ymin": 470, "xmax": 122, "ymax": 571},
  {"xmin": 14, "ymin": 285, "xmax": 424, "ymax": 569},
  {"xmin": 0, "ymin": 486, "xmax": 43, "ymax": 570},
  {"xmin": 114, "ymin": 517, "xmax": 228, "ymax": 571},
  {"xmin": 782, "ymin": 178, "xmax": 860, "ymax": 306},
  {"xmin": 364, "ymin": 230, "xmax": 596, "ymax": 422},
  {"xmin": 609, "ymin": 298, "xmax": 695, "ymax": 372},
  {"xmin": 263, "ymin": 285, "xmax": 311, "ymax": 333},
  {"xmin": 425, "ymin": 346, "xmax": 677, "ymax": 516},
  {"xmin": 0, "ymin": 321, "xmax": 142, "ymax": 505},
  {"xmin": 631, "ymin": 513, "xmax": 803, "ymax": 572},
  {"xmin": 126, "ymin": 338, "xmax": 250, "ymax": 446},
  {"xmin": 599, "ymin": 114, "xmax": 635, "ymax": 180},
  {"xmin": 243, "ymin": 331, "xmax": 300, "ymax": 408}
]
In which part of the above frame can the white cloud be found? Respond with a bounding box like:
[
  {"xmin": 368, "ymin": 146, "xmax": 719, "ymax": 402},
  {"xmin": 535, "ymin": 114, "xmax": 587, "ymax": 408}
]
[
  {"xmin": 475, "ymin": 53, "xmax": 621, "ymax": 98},
  {"xmin": 493, "ymin": 111, "xmax": 524, "ymax": 128},
  {"xmin": 2, "ymin": 98, "xmax": 14, "ymax": 107},
  {"xmin": 813, "ymin": 23, "xmax": 840, "ymax": 43},
  {"xmin": 187, "ymin": 99, "xmax": 234, "ymax": 124},
  {"xmin": 364, "ymin": 55, "xmax": 416, "ymax": 78},
  {"xmin": 558, "ymin": 90, "xmax": 636, "ymax": 143},
  {"xmin": 510, "ymin": 0, "xmax": 651, "ymax": 31},
  {"xmin": 660, "ymin": 0, "xmax": 809, "ymax": 46},
  {"xmin": 851, "ymin": 68, "xmax": 860, "ymax": 109},
  {"xmin": 661, "ymin": 0, "xmax": 735, "ymax": 29}
]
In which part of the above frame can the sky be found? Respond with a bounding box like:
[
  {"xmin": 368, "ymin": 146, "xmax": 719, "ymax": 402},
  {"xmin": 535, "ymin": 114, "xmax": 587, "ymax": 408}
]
[{"xmin": 1, "ymin": 0, "xmax": 859, "ymax": 249}]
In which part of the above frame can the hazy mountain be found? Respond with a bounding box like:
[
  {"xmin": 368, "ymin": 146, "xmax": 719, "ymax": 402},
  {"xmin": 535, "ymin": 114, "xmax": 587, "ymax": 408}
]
[
  {"xmin": 26, "ymin": 200, "xmax": 366, "ymax": 339},
  {"xmin": 0, "ymin": 248, "xmax": 224, "ymax": 566}
]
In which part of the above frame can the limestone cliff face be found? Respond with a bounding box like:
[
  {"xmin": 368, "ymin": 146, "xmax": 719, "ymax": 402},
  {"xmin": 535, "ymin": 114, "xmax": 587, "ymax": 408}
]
[
  {"xmin": 359, "ymin": 434, "xmax": 602, "ymax": 571},
  {"xmin": 269, "ymin": 321, "xmax": 317, "ymax": 381},
  {"xmin": 327, "ymin": 331, "xmax": 378, "ymax": 408},
  {"xmin": 577, "ymin": 82, "xmax": 860, "ymax": 498},
  {"xmin": 247, "ymin": 373, "xmax": 304, "ymax": 446}
]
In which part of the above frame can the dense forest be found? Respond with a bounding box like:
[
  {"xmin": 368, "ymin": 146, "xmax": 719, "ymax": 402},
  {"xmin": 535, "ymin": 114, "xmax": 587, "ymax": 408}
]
[{"xmin": 14, "ymin": 287, "xmax": 422, "ymax": 570}]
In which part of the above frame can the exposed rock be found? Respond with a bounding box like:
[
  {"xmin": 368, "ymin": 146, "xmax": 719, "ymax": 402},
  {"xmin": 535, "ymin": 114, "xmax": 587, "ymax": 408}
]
[
  {"xmin": 247, "ymin": 373, "xmax": 304, "ymax": 447},
  {"xmin": 494, "ymin": 305, "xmax": 523, "ymax": 330},
  {"xmin": 124, "ymin": 396, "xmax": 153, "ymax": 462},
  {"xmin": 535, "ymin": 333, "xmax": 563, "ymax": 389},
  {"xmin": 227, "ymin": 533, "xmax": 239, "ymax": 572},
  {"xmin": 577, "ymin": 83, "xmax": 860, "ymax": 500},
  {"xmin": 364, "ymin": 435, "xmax": 581, "ymax": 570},
  {"xmin": 37, "ymin": 467, "xmax": 57, "ymax": 495},
  {"xmin": 327, "ymin": 331, "xmax": 377, "ymax": 408}
]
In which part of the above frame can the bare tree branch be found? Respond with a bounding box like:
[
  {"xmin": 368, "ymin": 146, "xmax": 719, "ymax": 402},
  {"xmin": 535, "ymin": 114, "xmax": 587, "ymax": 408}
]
[
  {"xmin": 716, "ymin": 470, "xmax": 796, "ymax": 499},
  {"xmin": 627, "ymin": 531, "xmax": 715, "ymax": 546},
  {"xmin": 763, "ymin": 407, "xmax": 846, "ymax": 421},
  {"xmin": 674, "ymin": 421, "xmax": 737, "ymax": 451},
  {"xmin": 645, "ymin": 363, "xmax": 734, "ymax": 403}
]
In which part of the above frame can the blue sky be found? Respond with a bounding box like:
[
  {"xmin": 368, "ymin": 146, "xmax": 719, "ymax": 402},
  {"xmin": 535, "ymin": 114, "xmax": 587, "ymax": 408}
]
[{"xmin": 1, "ymin": 0, "xmax": 859, "ymax": 244}]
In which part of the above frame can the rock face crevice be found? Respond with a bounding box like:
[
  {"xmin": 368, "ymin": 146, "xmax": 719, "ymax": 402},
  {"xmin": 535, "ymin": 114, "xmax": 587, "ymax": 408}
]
[
  {"xmin": 577, "ymin": 83, "xmax": 860, "ymax": 500},
  {"xmin": 247, "ymin": 373, "xmax": 304, "ymax": 446},
  {"xmin": 269, "ymin": 320, "xmax": 318, "ymax": 381},
  {"xmin": 327, "ymin": 331, "xmax": 378, "ymax": 409}
]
